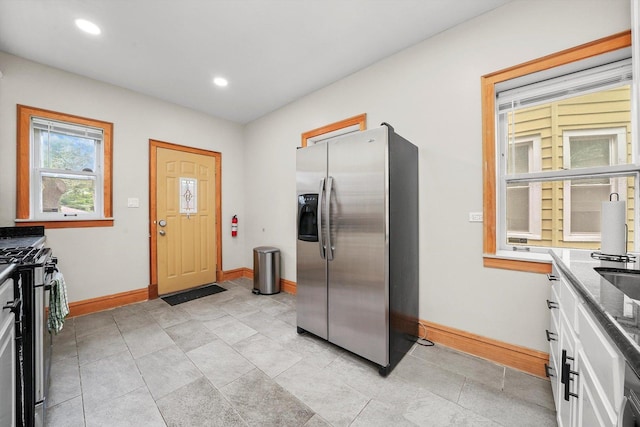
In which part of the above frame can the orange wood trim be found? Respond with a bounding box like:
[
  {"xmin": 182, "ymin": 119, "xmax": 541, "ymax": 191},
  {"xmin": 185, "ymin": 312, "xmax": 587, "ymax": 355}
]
[
  {"xmin": 16, "ymin": 106, "xmax": 31, "ymax": 219},
  {"xmin": 301, "ymin": 113, "xmax": 367, "ymax": 147},
  {"xmin": 68, "ymin": 288, "xmax": 148, "ymax": 318},
  {"xmin": 483, "ymin": 257, "xmax": 552, "ymax": 274},
  {"xmin": 215, "ymin": 152, "xmax": 223, "ymax": 283},
  {"xmin": 482, "ymin": 31, "xmax": 631, "ymax": 267},
  {"xmin": 482, "ymin": 31, "xmax": 631, "ymax": 85},
  {"xmin": 421, "ymin": 320, "xmax": 550, "ymax": 378},
  {"xmin": 148, "ymin": 283, "xmax": 158, "ymax": 300},
  {"xmin": 481, "ymin": 75, "xmax": 497, "ymax": 255},
  {"xmin": 150, "ymin": 140, "xmax": 222, "ymax": 157},
  {"xmin": 15, "ymin": 219, "xmax": 114, "ymax": 229},
  {"xmin": 280, "ymin": 278, "xmax": 297, "ymax": 295},
  {"xmin": 149, "ymin": 142, "xmax": 158, "ymax": 289},
  {"xmin": 148, "ymin": 139, "xmax": 223, "ymax": 298},
  {"xmin": 16, "ymin": 105, "xmax": 114, "ymax": 223},
  {"xmin": 220, "ymin": 267, "xmax": 249, "ymax": 281},
  {"xmin": 102, "ymin": 122, "xmax": 114, "ymax": 220}
]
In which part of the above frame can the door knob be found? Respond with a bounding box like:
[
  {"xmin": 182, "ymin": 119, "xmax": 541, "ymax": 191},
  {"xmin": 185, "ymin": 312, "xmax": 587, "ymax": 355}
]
[
  {"xmin": 159, "ymin": 230, "xmax": 166, "ymax": 236},
  {"xmin": 159, "ymin": 220, "xmax": 167, "ymax": 227}
]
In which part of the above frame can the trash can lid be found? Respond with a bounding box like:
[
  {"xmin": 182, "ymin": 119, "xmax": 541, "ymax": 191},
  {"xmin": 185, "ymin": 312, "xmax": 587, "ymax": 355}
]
[{"xmin": 254, "ymin": 246, "xmax": 279, "ymax": 253}]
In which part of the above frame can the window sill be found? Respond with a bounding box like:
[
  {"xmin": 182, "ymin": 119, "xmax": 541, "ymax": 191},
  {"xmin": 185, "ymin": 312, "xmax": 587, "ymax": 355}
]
[
  {"xmin": 483, "ymin": 250, "xmax": 552, "ymax": 274},
  {"xmin": 15, "ymin": 218, "xmax": 114, "ymax": 229}
]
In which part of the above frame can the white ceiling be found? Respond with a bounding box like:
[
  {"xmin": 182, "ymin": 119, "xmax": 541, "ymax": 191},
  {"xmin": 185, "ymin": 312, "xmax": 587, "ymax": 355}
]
[{"xmin": 0, "ymin": 0, "xmax": 511, "ymax": 124}]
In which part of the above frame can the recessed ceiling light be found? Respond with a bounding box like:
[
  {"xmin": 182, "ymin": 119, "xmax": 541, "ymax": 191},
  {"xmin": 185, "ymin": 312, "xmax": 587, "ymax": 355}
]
[
  {"xmin": 75, "ymin": 19, "xmax": 101, "ymax": 35},
  {"xmin": 213, "ymin": 77, "xmax": 228, "ymax": 87}
]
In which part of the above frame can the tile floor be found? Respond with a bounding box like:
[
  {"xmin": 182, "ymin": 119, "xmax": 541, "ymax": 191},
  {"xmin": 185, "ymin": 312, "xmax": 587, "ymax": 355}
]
[{"xmin": 45, "ymin": 278, "xmax": 557, "ymax": 426}]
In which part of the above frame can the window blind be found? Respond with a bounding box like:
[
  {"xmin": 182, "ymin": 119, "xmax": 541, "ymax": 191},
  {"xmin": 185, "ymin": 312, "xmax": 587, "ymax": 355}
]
[
  {"xmin": 31, "ymin": 117, "xmax": 103, "ymax": 140},
  {"xmin": 497, "ymin": 58, "xmax": 632, "ymax": 112}
]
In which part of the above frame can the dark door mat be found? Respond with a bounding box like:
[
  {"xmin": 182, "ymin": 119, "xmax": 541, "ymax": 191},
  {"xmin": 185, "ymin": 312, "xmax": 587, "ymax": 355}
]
[{"xmin": 161, "ymin": 284, "xmax": 226, "ymax": 306}]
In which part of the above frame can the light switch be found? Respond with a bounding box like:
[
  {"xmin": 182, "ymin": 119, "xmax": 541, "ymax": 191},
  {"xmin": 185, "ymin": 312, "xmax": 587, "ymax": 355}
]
[
  {"xmin": 127, "ymin": 198, "xmax": 139, "ymax": 208},
  {"xmin": 469, "ymin": 212, "xmax": 483, "ymax": 222}
]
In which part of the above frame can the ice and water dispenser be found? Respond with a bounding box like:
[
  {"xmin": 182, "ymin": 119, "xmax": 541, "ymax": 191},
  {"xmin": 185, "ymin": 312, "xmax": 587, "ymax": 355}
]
[{"xmin": 297, "ymin": 194, "xmax": 319, "ymax": 242}]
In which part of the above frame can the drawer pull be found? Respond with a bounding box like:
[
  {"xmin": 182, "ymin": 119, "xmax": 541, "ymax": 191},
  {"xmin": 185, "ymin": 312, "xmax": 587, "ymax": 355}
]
[
  {"xmin": 544, "ymin": 363, "xmax": 554, "ymax": 378},
  {"xmin": 546, "ymin": 299, "xmax": 559, "ymax": 310},
  {"xmin": 563, "ymin": 363, "xmax": 579, "ymax": 401},
  {"xmin": 2, "ymin": 298, "xmax": 21, "ymax": 314},
  {"xmin": 547, "ymin": 274, "xmax": 559, "ymax": 282},
  {"xmin": 545, "ymin": 329, "xmax": 557, "ymax": 342},
  {"xmin": 561, "ymin": 349, "xmax": 579, "ymax": 401}
]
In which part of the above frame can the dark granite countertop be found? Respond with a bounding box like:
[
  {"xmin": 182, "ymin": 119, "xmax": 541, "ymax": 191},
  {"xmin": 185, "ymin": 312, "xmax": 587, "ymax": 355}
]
[{"xmin": 550, "ymin": 249, "xmax": 640, "ymax": 376}]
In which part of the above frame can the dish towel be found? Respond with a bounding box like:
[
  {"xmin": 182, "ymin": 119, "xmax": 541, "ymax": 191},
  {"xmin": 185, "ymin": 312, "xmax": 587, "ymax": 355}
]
[{"xmin": 48, "ymin": 271, "xmax": 69, "ymax": 334}]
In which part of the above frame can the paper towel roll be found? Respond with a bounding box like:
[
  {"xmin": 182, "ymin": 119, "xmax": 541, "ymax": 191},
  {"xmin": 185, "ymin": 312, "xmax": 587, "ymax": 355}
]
[{"xmin": 601, "ymin": 200, "xmax": 626, "ymax": 255}]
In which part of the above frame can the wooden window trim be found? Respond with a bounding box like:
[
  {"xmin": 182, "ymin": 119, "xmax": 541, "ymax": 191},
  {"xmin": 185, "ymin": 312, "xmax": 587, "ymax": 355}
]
[
  {"xmin": 16, "ymin": 105, "xmax": 114, "ymax": 228},
  {"xmin": 481, "ymin": 30, "xmax": 631, "ymax": 273},
  {"xmin": 301, "ymin": 113, "xmax": 367, "ymax": 147}
]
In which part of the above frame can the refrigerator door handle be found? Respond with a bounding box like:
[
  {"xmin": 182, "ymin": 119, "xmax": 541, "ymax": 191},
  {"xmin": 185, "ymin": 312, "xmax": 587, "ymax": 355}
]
[
  {"xmin": 326, "ymin": 176, "xmax": 334, "ymax": 261},
  {"xmin": 317, "ymin": 178, "xmax": 326, "ymax": 259}
]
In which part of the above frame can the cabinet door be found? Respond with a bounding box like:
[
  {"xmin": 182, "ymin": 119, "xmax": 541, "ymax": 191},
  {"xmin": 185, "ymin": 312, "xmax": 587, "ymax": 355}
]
[
  {"xmin": 577, "ymin": 350, "xmax": 616, "ymax": 427},
  {"xmin": 577, "ymin": 304, "xmax": 624, "ymax": 413},
  {"xmin": 558, "ymin": 312, "xmax": 579, "ymax": 427}
]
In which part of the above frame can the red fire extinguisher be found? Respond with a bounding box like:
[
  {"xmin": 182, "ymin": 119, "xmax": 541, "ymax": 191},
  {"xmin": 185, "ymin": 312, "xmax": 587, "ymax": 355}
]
[{"xmin": 231, "ymin": 215, "xmax": 238, "ymax": 237}]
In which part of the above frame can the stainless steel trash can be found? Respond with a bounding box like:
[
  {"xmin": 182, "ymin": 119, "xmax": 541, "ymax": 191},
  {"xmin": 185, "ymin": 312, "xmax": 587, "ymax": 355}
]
[{"xmin": 253, "ymin": 246, "xmax": 280, "ymax": 295}]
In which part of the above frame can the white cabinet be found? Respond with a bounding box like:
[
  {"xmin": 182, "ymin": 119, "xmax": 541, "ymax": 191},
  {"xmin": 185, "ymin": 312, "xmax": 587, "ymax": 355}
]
[
  {"xmin": 577, "ymin": 348, "xmax": 617, "ymax": 426},
  {"xmin": 547, "ymin": 262, "xmax": 625, "ymax": 427}
]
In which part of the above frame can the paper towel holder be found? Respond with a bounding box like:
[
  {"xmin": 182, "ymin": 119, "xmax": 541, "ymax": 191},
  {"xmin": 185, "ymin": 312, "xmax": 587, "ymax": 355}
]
[{"xmin": 590, "ymin": 192, "xmax": 635, "ymax": 263}]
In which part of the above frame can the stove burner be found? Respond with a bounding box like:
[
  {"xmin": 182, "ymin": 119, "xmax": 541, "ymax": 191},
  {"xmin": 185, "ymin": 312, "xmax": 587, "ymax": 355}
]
[{"xmin": 0, "ymin": 247, "xmax": 45, "ymax": 264}]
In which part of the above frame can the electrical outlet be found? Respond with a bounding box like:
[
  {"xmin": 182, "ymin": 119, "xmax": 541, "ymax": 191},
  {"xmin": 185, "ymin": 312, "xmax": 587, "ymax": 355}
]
[{"xmin": 469, "ymin": 212, "xmax": 483, "ymax": 222}]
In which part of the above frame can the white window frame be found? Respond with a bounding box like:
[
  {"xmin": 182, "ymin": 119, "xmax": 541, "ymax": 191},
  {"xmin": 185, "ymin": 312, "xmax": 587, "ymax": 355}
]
[
  {"xmin": 506, "ymin": 135, "xmax": 542, "ymax": 240},
  {"xmin": 495, "ymin": 56, "xmax": 637, "ymax": 254},
  {"xmin": 30, "ymin": 117, "xmax": 105, "ymax": 221},
  {"xmin": 562, "ymin": 128, "xmax": 627, "ymax": 242}
]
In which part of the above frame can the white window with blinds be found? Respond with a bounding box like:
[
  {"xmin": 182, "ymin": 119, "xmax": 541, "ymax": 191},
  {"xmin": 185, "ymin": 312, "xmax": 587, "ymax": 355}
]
[
  {"xmin": 495, "ymin": 53, "xmax": 637, "ymax": 252},
  {"xmin": 30, "ymin": 117, "xmax": 105, "ymax": 220}
]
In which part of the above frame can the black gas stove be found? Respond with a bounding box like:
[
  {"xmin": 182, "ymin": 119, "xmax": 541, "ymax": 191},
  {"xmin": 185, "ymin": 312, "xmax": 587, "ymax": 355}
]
[
  {"xmin": 0, "ymin": 226, "xmax": 54, "ymax": 427},
  {"xmin": 0, "ymin": 247, "xmax": 48, "ymax": 265}
]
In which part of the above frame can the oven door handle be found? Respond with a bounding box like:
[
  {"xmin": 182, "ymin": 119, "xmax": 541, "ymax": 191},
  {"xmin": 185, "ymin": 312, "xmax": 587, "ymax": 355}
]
[
  {"xmin": 3, "ymin": 297, "xmax": 22, "ymax": 314},
  {"xmin": 35, "ymin": 282, "xmax": 53, "ymax": 291}
]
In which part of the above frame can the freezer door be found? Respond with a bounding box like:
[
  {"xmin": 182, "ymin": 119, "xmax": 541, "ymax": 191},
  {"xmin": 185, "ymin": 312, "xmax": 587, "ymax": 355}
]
[
  {"xmin": 327, "ymin": 127, "xmax": 388, "ymax": 366},
  {"xmin": 296, "ymin": 143, "xmax": 328, "ymax": 339}
]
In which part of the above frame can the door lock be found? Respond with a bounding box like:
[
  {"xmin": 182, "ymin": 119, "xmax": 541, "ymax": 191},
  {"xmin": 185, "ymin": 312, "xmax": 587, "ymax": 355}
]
[{"xmin": 159, "ymin": 230, "xmax": 166, "ymax": 236}]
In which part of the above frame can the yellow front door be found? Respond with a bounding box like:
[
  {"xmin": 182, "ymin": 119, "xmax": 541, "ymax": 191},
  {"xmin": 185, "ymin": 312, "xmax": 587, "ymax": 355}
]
[{"xmin": 156, "ymin": 147, "xmax": 217, "ymax": 295}]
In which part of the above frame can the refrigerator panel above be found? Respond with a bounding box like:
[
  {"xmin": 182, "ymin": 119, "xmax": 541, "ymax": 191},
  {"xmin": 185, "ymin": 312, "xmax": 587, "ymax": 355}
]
[
  {"xmin": 326, "ymin": 126, "xmax": 389, "ymax": 366},
  {"xmin": 296, "ymin": 143, "xmax": 328, "ymax": 339}
]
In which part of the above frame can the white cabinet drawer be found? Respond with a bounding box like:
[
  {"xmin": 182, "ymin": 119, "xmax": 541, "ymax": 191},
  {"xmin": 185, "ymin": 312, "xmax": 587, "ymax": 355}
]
[{"xmin": 577, "ymin": 303, "xmax": 624, "ymax": 413}]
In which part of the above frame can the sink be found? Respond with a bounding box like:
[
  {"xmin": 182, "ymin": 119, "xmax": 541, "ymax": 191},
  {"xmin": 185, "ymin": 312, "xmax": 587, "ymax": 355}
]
[{"xmin": 595, "ymin": 267, "xmax": 640, "ymax": 299}]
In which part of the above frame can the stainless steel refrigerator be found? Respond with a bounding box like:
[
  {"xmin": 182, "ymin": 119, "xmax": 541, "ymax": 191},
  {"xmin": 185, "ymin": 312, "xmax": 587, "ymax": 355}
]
[{"xmin": 296, "ymin": 123, "xmax": 418, "ymax": 376}]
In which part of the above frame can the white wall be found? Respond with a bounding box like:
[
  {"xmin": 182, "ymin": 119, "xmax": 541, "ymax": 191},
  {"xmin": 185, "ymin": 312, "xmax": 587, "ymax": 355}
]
[
  {"xmin": 243, "ymin": 0, "xmax": 632, "ymax": 352},
  {"xmin": 0, "ymin": 52, "xmax": 246, "ymax": 302}
]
